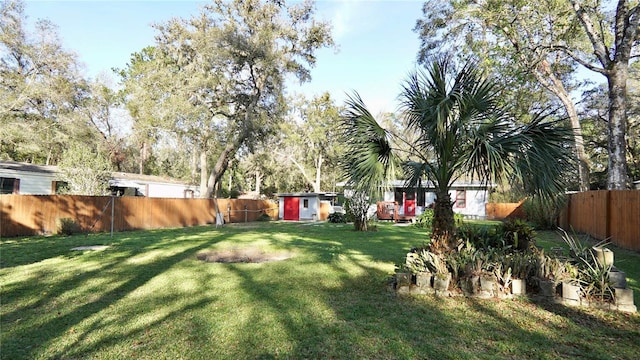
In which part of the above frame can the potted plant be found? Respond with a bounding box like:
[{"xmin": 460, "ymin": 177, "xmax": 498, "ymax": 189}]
[
  {"xmin": 579, "ymin": 250, "xmax": 615, "ymax": 304},
  {"xmin": 535, "ymin": 251, "xmax": 565, "ymax": 298},
  {"xmin": 493, "ymin": 263, "xmax": 512, "ymax": 298},
  {"xmin": 431, "ymin": 255, "xmax": 451, "ymax": 293},
  {"xmin": 561, "ymin": 262, "xmax": 582, "ymax": 303},
  {"xmin": 508, "ymin": 252, "xmax": 532, "ymax": 296}
]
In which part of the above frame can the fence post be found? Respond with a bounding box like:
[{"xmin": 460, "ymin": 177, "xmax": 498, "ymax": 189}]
[
  {"xmin": 110, "ymin": 196, "xmax": 114, "ymax": 237},
  {"xmin": 244, "ymin": 204, "xmax": 248, "ymax": 223},
  {"xmin": 605, "ymin": 190, "xmax": 611, "ymax": 240}
]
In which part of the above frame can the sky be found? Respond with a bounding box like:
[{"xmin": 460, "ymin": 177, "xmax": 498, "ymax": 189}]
[{"xmin": 23, "ymin": 0, "xmax": 425, "ymax": 116}]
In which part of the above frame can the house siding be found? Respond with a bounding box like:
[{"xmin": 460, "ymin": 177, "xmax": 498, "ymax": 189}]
[
  {"xmin": 382, "ymin": 185, "xmax": 489, "ymax": 218},
  {"xmin": 0, "ymin": 167, "xmax": 56, "ymax": 195}
]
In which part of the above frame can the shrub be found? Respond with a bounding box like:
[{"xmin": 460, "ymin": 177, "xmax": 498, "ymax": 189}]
[
  {"xmin": 256, "ymin": 213, "xmax": 271, "ymax": 222},
  {"xmin": 523, "ymin": 195, "xmax": 567, "ymax": 229},
  {"xmin": 502, "ymin": 219, "xmax": 536, "ymax": 251},
  {"xmin": 328, "ymin": 212, "xmax": 348, "ymax": 223},
  {"xmin": 457, "ymin": 223, "xmax": 505, "ymax": 250},
  {"xmin": 55, "ymin": 217, "xmax": 81, "ymax": 236},
  {"xmin": 413, "ymin": 210, "xmax": 462, "ymax": 229},
  {"xmin": 454, "ymin": 213, "xmax": 464, "ymax": 227},
  {"xmin": 413, "ymin": 209, "xmax": 434, "ymax": 229}
]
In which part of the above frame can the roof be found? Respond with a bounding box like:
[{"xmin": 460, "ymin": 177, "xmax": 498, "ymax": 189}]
[
  {"xmin": 0, "ymin": 161, "xmax": 58, "ymax": 175},
  {"xmin": 111, "ymin": 172, "xmax": 194, "ymax": 186},
  {"xmin": 0, "ymin": 161, "xmax": 194, "ymax": 187},
  {"xmin": 277, "ymin": 192, "xmax": 336, "ymax": 197},
  {"xmin": 336, "ymin": 180, "xmax": 493, "ymax": 189}
]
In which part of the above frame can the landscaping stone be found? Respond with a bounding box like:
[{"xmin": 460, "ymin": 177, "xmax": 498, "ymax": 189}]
[
  {"xmin": 609, "ymin": 270, "xmax": 627, "ymax": 288},
  {"xmin": 539, "ymin": 280, "xmax": 556, "ymax": 298},
  {"xmin": 614, "ymin": 288, "xmax": 634, "ymax": 306},
  {"xmin": 396, "ymin": 272, "xmax": 411, "ymax": 287},
  {"xmin": 416, "ymin": 272, "xmax": 432, "ymax": 288},
  {"xmin": 480, "ymin": 275, "xmax": 496, "ymax": 292},
  {"xmin": 617, "ymin": 304, "xmax": 637, "ymax": 313}
]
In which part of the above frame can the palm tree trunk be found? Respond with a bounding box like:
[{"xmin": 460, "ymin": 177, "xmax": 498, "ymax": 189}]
[{"xmin": 431, "ymin": 189, "xmax": 456, "ymax": 253}]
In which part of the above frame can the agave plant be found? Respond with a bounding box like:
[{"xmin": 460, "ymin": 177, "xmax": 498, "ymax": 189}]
[{"xmin": 340, "ymin": 58, "xmax": 574, "ymax": 252}]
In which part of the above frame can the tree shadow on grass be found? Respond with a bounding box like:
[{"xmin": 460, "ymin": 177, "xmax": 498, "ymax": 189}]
[
  {"xmin": 218, "ymin": 223, "xmax": 640, "ymax": 359},
  {"xmin": 1, "ymin": 230, "xmax": 222, "ymax": 359}
]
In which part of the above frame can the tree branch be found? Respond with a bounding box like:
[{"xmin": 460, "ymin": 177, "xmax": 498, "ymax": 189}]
[{"xmin": 569, "ymin": 0, "xmax": 612, "ymax": 68}]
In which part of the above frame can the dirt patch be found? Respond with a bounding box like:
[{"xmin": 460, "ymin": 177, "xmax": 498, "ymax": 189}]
[
  {"xmin": 71, "ymin": 245, "xmax": 110, "ymax": 251},
  {"xmin": 196, "ymin": 248, "xmax": 295, "ymax": 263}
]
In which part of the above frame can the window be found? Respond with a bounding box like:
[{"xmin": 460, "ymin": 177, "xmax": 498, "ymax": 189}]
[
  {"xmin": 0, "ymin": 177, "xmax": 19, "ymax": 194},
  {"xmin": 417, "ymin": 189, "xmax": 426, "ymax": 207},
  {"xmin": 52, "ymin": 181, "xmax": 69, "ymax": 194},
  {"xmin": 303, "ymin": 199, "xmax": 309, "ymax": 208},
  {"xmin": 455, "ymin": 190, "xmax": 466, "ymax": 208},
  {"xmin": 393, "ymin": 189, "xmax": 402, "ymax": 205}
]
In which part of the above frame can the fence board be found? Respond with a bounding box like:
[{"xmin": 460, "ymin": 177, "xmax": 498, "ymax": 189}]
[
  {"xmin": 560, "ymin": 190, "xmax": 640, "ymax": 251},
  {"xmin": 485, "ymin": 201, "xmax": 526, "ymax": 220},
  {"xmin": 0, "ymin": 195, "xmax": 278, "ymax": 237}
]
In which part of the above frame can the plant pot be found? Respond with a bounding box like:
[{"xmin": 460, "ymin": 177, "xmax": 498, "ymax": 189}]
[
  {"xmin": 416, "ymin": 271, "xmax": 432, "ymax": 288},
  {"xmin": 608, "ymin": 269, "xmax": 627, "ymax": 288},
  {"xmin": 433, "ymin": 272, "xmax": 451, "ymax": 292},
  {"xmin": 539, "ymin": 280, "xmax": 556, "ymax": 298},
  {"xmin": 511, "ymin": 278, "xmax": 526, "ymax": 296},
  {"xmin": 593, "ymin": 247, "xmax": 614, "ymax": 267},
  {"xmin": 561, "ymin": 282, "xmax": 581, "ymax": 301}
]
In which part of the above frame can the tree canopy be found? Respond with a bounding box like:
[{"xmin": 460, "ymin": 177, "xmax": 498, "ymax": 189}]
[
  {"xmin": 341, "ymin": 59, "xmax": 574, "ymax": 248},
  {"xmin": 119, "ymin": 0, "xmax": 334, "ymax": 198}
]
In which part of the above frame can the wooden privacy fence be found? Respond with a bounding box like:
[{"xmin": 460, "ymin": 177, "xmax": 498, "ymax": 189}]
[
  {"xmin": 558, "ymin": 190, "xmax": 640, "ymax": 251},
  {"xmin": 0, "ymin": 195, "xmax": 278, "ymax": 237},
  {"xmin": 485, "ymin": 201, "xmax": 526, "ymax": 220}
]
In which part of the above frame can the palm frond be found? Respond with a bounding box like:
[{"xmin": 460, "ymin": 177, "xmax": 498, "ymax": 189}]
[{"xmin": 340, "ymin": 92, "xmax": 398, "ymax": 196}]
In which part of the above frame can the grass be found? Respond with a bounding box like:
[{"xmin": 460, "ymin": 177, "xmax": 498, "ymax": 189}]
[{"xmin": 1, "ymin": 222, "xmax": 639, "ymax": 359}]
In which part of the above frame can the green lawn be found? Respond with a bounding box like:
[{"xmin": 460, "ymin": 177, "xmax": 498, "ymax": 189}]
[{"xmin": 1, "ymin": 222, "xmax": 639, "ymax": 359}]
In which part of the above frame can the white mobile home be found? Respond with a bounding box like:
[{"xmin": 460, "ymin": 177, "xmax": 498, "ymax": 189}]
[
  {"xmin": 378, "ymin": 180, "xmax": 492, "ymax": 220},
  {"xmin": 0, "ymin": 161, "xmax": 59, "ymax": 195},
  {"xmin": 0, "ymin": 161, "xmax": 199, "ymax": 198}
]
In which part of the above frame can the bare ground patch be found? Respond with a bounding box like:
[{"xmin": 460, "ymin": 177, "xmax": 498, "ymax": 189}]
[{"xmin": 196, "ymin": 248, "xmax": 295, "ymax": 263}]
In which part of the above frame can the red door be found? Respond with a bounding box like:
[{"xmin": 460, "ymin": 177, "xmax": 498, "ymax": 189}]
[
  {"xmin": 283, "ymin": 197, "xmax": 300, "ymax": 220},
  {"xmin": 404, "ymin": 192, "xmax": 416, "ymax": 216}
]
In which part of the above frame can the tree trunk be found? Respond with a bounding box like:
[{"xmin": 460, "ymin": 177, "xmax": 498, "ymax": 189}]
[
  {"xmin": 190, "ymin": 150, "xmax": 198, "ymax": 184},
  {"xmin": 314, "ymin": 153, "xmax": 323, "ymax": 192},
  {"xmin": 205, "ymin": 141, "xmax": 237, "ymax": 198},
  {"xmin": 255, "ymin": 170, "xmax": 261, "ymax": 194},
  {"xmin": 354, "ymin": 218, "xmax": 368, "ymax": 232},
  {"xmin": 607, "ymin": 62, "xmax": 630, "ymax": 189},
  {"xmin": 535, "ymin": 61, "xmax": 590, "ymax": 191},
  {"xmin": 199, "ymin": 150, "xmax": 208, "ymax": 198},
  {"xmin": 139, "ymin": 142, "xmax": 148, "ymax": 175},
  {"xmin": 430, "ymin": 189, "xmax": 456, "ymax": 254}
]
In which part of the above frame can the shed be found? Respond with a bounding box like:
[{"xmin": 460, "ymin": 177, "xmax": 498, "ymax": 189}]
[{"xmin": 278, "ymin": 192, "xmax": 336, "ymax": 221}]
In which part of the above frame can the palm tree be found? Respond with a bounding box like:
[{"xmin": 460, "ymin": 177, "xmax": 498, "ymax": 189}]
[{"xmin": 341, "ymin": 59, "xmax": 573, "ymax": 253}]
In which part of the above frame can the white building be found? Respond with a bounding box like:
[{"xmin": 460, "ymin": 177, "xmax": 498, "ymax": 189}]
[
  {"xmin": 377, "ymin": 180, "xmax": 493, "ymax": 220},
  {"xmin": 0, "ymin": 161, "xmax": 199, "ymax": 198}
]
